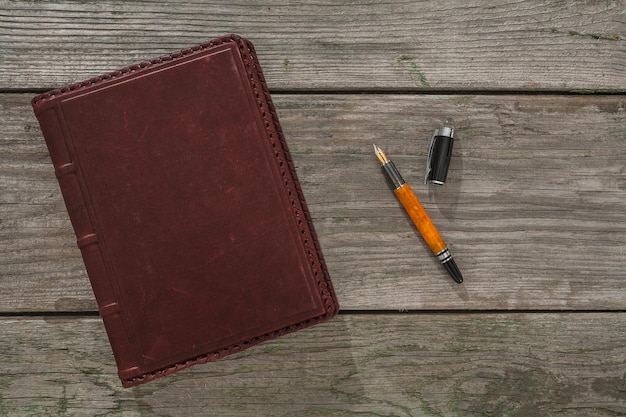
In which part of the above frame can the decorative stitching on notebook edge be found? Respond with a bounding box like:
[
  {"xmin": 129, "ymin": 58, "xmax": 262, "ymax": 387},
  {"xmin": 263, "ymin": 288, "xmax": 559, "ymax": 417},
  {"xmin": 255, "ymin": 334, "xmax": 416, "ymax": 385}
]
[{"xmin": 240, "ymin": 38, "xmax": 335, "ymax": 297}]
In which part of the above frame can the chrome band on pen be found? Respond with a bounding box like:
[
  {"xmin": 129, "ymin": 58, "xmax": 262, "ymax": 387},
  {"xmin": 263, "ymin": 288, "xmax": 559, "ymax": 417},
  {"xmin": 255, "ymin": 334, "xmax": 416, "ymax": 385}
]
[
  {"xmin": 381, "ymin": 160, "xmax": 406, "ymax": 190},
  {"xmin": 435, "ymin": 248, "xmax": 452, "ymax": 264}
]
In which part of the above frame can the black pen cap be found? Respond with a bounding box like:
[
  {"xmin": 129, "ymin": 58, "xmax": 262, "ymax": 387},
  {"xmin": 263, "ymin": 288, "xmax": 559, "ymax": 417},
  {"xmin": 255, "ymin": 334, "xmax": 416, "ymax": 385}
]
[{"xmin": 425, "ymin": 119, "xmax": 455, "ymax": 185}]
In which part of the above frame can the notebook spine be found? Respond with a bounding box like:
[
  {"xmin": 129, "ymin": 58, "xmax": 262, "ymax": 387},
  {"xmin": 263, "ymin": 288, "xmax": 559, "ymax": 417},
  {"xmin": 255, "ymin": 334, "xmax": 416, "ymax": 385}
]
[{"xmin": 33, "ymin": 105, "xmax": 139, "ymax": 380}]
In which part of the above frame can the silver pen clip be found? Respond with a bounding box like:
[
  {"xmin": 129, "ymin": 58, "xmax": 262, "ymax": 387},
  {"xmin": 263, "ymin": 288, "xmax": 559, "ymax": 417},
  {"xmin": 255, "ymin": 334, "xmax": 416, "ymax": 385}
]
[{"xmin": 424, "ymin": 128, "xmax": 438, "ymax": 184}]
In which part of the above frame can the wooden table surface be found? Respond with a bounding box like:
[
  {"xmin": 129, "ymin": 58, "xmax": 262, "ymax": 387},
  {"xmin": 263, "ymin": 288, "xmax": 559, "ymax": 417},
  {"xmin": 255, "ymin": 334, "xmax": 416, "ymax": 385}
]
[{"xmin": 1, "ymin": 1, "xmax": 625, "ymax": 415}]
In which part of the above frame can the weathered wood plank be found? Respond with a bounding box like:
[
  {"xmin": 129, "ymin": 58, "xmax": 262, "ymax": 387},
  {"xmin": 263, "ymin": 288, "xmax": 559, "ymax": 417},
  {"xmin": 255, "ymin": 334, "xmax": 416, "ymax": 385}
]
[
  {"xmin": 0, "ymin": 0, "xmax": 624, "ymax": 91},
  {"xmin": 283, "ymin": 94, "xmax": 626, "ymax": 311},
  {"xmin": 0, "ymin": 313, "xmax": 624, "ymax": 416},
  {"xmin": 2, "ymin": 93, "xmax": 626, "ymax": 312}
]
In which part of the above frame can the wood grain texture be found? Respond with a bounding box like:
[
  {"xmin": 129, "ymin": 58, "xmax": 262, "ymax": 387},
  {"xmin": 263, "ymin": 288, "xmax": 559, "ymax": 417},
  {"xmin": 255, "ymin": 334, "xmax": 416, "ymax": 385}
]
[
  {"xmin": 0, "ymin": 0, "xmax": 624, "ymax": 91},
  {"xmin": 2, "ymin": 1, "xmax": 626, "ymax": 412},
  {"xmin": 2, "ymin": 93, "xmax": 625, "ymax": 312},
  {"xmin": 0, "ymin": 314, "xmax": 624, "ymax": 416},
  {"xmin": 281, "ymin": 94, "xmax": 626, "ymax": 311}
]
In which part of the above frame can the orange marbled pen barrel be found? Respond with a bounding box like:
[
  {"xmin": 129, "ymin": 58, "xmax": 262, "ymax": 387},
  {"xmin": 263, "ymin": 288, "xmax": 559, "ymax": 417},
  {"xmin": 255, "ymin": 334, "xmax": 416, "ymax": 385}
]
[{"xmin": 374, "ymin": 145, "xmax": 463, "ymax": 284}]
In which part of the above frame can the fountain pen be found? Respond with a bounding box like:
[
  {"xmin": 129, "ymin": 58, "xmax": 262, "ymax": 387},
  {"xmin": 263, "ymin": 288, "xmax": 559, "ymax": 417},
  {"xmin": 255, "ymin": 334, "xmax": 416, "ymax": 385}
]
[{"xmin": 374, "ymin": 145, "xmax": 463, "ymax": 283}]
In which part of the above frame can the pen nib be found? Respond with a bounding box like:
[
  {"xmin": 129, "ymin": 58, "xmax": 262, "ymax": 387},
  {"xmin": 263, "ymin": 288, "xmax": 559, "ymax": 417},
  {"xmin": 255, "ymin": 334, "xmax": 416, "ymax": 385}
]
[{"xmin": 373, "ymin": 144, "xmax": 389, "ymax": 164}]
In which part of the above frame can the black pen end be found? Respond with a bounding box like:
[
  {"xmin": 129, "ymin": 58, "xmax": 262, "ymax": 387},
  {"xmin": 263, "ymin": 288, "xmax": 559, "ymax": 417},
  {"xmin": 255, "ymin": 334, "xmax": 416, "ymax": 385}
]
[{"xmin": 443, "ymin": 258, "xmax": 464, "ymax": 284}]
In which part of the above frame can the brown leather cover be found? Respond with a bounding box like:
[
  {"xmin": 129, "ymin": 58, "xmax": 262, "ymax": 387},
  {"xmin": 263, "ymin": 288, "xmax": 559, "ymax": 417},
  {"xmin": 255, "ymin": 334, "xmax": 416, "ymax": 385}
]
[{"xmin": 31, "ymin": 35, "xmax": 339, "ymax": 387}]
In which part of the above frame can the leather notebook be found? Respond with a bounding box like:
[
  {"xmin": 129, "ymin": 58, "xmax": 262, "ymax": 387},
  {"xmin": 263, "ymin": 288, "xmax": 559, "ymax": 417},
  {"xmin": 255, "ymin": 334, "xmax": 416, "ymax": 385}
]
[{"xmin": 31, "ymin": 34, "xmax": 339, "ymax": 387}]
